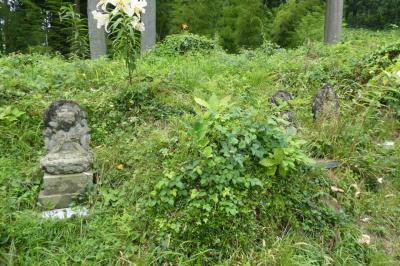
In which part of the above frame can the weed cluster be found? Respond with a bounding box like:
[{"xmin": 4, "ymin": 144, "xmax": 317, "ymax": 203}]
[{"xmin": 0, "ymin": 29, "xmax": 399, "ymax": 264}]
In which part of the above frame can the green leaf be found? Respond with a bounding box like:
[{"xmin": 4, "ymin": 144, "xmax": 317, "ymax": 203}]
[
  {"xmin": 222, "ymin": 187, "xmax": 230, "ymax": 197},
  {"xmin": 203, "ymin": 146, "xmax": 213, "ymax": 158},
  {"xmin": 170, "ymin": 189, "xmax": 177, "ymax": 197},
  {"xmin": 260, "ymin": 158, "xmax": 276, "ymax": 167},
  {"xmin": 249, "ymin": 178, "xmax": 263, "ymax": 187},
  {"xmin": 190, "ymin": 189, "xmax": 199, "ymax": 199},
  {"xmin": 11, "ymin": 108, "xmax": 24, "ymax": 118},
  {"xmin": 278, "ymin": 165, "xmax": 287, "ymax": 177},
  {"xmin": 202, "ymin": 204, "xmax": 212, "ymax": 212},
  {"xmin": 227, "ymin": 207, "xmax": 238, "ymax": 216},
  {"xmin": 194, "ymin": 97, "xmax": 210, "ymax": 109},
  {"xmin": 267, "ymin": 165, "xmax": 277, "ymax": 176},
  {"xmin": 274, "ymin": 148, "xmax": 284, "ymax": 163}
]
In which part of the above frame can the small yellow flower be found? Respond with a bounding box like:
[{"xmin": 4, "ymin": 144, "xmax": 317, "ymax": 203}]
[{"xmin": 181, "ymin": 23, "xmax": 189, "ymax": 31}]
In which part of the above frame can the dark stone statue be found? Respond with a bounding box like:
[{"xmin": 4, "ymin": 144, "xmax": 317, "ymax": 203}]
[
  {"xmin": 270, "ymin": 90, "xmax": 296, "ymax": 126},
  {"xmin": 41, "ymin": 100, "xmax": 92, "ymax": 175},
  {"xmin": 312, "ymin": 84, "xmax": 340, "ymax": 120}
]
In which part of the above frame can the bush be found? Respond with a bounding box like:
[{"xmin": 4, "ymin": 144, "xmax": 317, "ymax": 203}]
[
  {"xmin": 255, "ymin": 41, "xmax": 283, "ymax": 55},
  {"xmin": 355, "ymin": 42, "xmax": 400, "ymax": 82},
  {"xmin": 148, "ymin": 95, "xmax": 334, "ymax": 258},
  {"xmin": 166, "ymin": 0, "xmax": 268, "ymax": 53},
  {"xmin": 367, "ymin": 61, "xmax": 400, "ymax": 117},
  {"xmin": 154, "ymin": 33, "xmax": 218, "ymax": 56}
]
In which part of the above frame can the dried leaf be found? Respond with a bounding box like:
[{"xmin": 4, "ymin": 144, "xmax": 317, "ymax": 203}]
[
  {"xmin": 331, "ymin": 186, "xmax": 344, "ymax": 193},
  {"xmin": 358, "ymin": 234, "xmax": 371, "ymax": 245}
]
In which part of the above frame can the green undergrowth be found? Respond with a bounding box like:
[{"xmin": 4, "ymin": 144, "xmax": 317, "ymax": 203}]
[{"xmin": 0, "ymin": 29, "xmax": 399, "ymax": 265}]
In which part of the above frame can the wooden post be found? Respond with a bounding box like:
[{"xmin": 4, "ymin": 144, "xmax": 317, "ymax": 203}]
[
  {"xmin": 324, "ymin": 0, "xmax": 344, "ymax": 44},
  {"xmin": 87, "ymin": 0, "xmax": 107, "ymax": 58},
  {"xmin": 141, "ymin": 0, "xmax": 156, "ymax": 54}
]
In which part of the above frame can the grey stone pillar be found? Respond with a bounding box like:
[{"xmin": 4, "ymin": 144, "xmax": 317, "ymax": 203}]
[
  {"xmin": 324, "ymin": 0, "xmax": 344, "ymax": 44},
  {"xmin": 141, "ymin": 0, "xmax": 156, "ymax": 54},
  {"xmin": 87, "ymin": 0, "xmax": 107, "ymax": 58}
]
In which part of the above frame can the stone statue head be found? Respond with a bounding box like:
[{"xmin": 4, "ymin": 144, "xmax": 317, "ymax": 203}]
[
  {"xmin": 44, "ymin": 100, "xmax": 87, "ymax": 132},
  {"xmin": 43, "ymin": 100, "xmax": 91, "ymax": 153}
]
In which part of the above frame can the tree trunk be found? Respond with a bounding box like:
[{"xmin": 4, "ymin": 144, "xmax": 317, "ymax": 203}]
[
  {"xmin": 141, "ymin": 0, "xmax": 156, "ymax": 54},
  {"xmin": 87, "ymin": 0, "xmax": 107, "ymax": 58},
  {"xmin": 324, "ymin": 0, "xmax": 344, "ymax": 44}
]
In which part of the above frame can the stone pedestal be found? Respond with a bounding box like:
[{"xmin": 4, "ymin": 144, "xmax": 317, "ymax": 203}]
[{"xmin": 38, "ymin": 172, "xmax": 93, "ymax": 209}]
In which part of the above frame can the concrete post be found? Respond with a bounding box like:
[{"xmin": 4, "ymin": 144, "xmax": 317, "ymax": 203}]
[
  {"xmin": 141, "ymin": 0, "xmax": 156, "ymax": 54},
  {"xmin": 87, "ymin": 0, "xmax": 107, "ymax": 58},
  {"xmin": 324, "ymin": 0, "xmax": 344, "ymax": 44}
]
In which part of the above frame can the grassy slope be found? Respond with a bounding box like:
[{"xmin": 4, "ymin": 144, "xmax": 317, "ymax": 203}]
[{"xmin": 0, "ymin": 29, "xmax": 399, "ymax": 265}]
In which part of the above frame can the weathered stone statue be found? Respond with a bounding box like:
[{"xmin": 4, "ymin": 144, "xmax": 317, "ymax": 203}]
[
  {"xmin": 270, "ymin": 90, "xmax": 293, "ymax": 105},
  {"xmin": 38, "ymin": 100, "xmax": 93, "ymax": 209},
  {"xmin": 312, "ymin": 84, "xmax": 340, "ymax": 120},
  {"xmin": 270, "ymin": 90, "xmax": 296, "ymax": 126}
]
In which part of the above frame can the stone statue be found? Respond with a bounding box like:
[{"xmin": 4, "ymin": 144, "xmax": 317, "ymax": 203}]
[
  {"xmin": 39, "ymin": 100, "xmax": 93, "ymax": 209},
  {"xmin": 41, "ymin": 100, "xmax": 92, "ymax": 174},
  {"xmin": 270, "ymin": 90, "xmax": 296, "ymax": 126},
  {"xmin": 270, "ymin": 90, "xmax": 293, "ymax": 106},
  {"xmin": 312, "ymin": 84, "xmax": 340, "ymax": 120}
]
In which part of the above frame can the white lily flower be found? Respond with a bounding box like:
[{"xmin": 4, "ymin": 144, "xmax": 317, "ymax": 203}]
[
  {"xmin": 109, "ymin": 0, "xmax": 135, "ymax": 17},
  {"xmin": 136, "ymin": 22, "xmax": 145, "ymax": 32},
  {"xmin": 130, "ymin": 0, "xmax": 147, "ymax": 17},
  {"xmin": 92, "ymin": 10, "xmax": 110, "ymax": 31},
  {"xmin": 131, "ymin": 16, "xmax": 145, "ymax": 32},
  {"xmin": 96, "ymin": 0, "xmax": 110, "ymax": 11}
]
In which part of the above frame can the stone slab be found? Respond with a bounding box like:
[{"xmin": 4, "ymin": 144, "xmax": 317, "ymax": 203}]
[
  {"xmin": 41, "ymin": 207, "xmax": 88, "ymax": 219},
  {"xmin": 41, "ymin": 171, "xmax": 93, "ymax": 195},
  {"xmin": 315, "ymin": 159, "xmax": 340, "ymax": 170},
  {"xmin": 38, "ymin": 192, "xmax": 80, "ymax": 209}
]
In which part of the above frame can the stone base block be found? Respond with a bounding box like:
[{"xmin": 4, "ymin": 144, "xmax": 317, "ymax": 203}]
[
  {"xmin": 41, "ymin": 172, "xmax": 93, "ymax": 195},
  {"xmin": 38, "ymin": 172, "xmax": 93, "ymax": 209},
  {"xmin": 38, "ymin": 192, "xmax": 80, "ymax": 209}
]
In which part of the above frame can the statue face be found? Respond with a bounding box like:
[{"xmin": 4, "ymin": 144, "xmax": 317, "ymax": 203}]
[{"xmin": 56, "ymin": 106, "xmax": 76, "ymax": 130}]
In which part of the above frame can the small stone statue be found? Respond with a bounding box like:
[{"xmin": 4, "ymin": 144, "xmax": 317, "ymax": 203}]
[
  {"xmin": 270, "ymin": 90, "xmax": 296, "ymax": 126},
  {"xmin": 39, "ymin": 100, "xmax": 93, "ymax": 209},
  {"xmin": 41, "ymin": 101, "xmax": 92, "ymax": 174},
  {"xmin": 312, "ymin": 84, "xmax": 340, "ymax": 120},
  {"xmin": 270, "ymin": 90, "xmax": 293, "ymax": 106}
]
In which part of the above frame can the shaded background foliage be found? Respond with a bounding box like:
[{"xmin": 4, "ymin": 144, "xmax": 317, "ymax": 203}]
[
  {"xmin": 345, "ymin": 0, "xmax": 400, "ymax": 28},
  {"xmin": 0, "ymin": 0, "xmax": 399, "ymax": 55}
]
